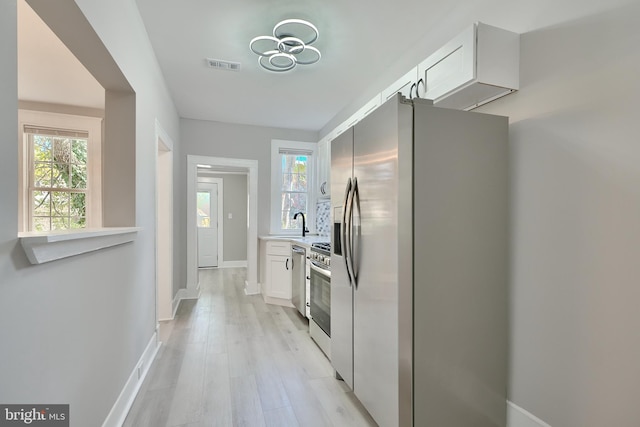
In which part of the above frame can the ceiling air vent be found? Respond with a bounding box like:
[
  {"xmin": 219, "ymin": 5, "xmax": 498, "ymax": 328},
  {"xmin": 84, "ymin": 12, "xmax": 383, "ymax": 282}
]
[{"xmin": 206, "ymin": 58, "xmax": 241, "ymax": 71}]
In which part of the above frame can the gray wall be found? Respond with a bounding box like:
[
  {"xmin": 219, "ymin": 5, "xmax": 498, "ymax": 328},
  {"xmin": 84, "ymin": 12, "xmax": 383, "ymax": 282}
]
[
  {"xmin": 199, "ymin": 173, "xmax": 248, "ymax": 262},
  {"xmin": 0, "ymin": 1, "xmax": 180, "ymax": 426},
  {"xmin": 476, "ymin": 4, "xmax": 640, "ymax": 426},
  {"xmin": 178, "ymin": 119, "xmax": 317, "ymax": 287}
]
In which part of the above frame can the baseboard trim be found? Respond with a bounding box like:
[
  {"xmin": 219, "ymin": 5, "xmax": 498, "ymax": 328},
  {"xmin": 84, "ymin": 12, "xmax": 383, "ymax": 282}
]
[
  {"xmin": 221, "ymin": 260, "xmax": 247, "ymax": 268},
  {"xmin": 262, "ymin": 294, "xmax": 295, "ymax": 308},
  {"xmin": 166, "ymin": 290, "xmax": 181, "ymax": 320},
  {"xmin": 166, "ymin": 286, "xmax": 201, "ymax": 320},
  {"xmin": 101, "ymin": 332, "xmax": 160, "ymax": 427},
  {"xmin": 507, "ymin": 401, "xmax": 552, "ymax": 427},
  {"xmin": 244, "ymin": 280, "xmax": 260, "ymax": 295}
]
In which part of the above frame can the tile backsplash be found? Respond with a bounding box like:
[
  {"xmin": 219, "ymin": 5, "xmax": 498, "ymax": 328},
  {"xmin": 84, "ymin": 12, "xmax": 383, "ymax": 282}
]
[{"xmin": 316, "ymin": 200, "xmax": 331, "ymax": 237}]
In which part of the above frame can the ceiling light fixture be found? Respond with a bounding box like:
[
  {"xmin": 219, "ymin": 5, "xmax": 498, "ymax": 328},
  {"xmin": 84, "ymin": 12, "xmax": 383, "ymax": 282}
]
[{"xmin": 250, "ymin": 19, "xmax": 321, "ymax": 72}]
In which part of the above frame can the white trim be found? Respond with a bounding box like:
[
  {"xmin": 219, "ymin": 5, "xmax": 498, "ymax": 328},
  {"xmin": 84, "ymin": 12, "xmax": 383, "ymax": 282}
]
[
  {"xmin": 507, "ymin": 401, "xmax": 553, "ymax": 427},
  {"xmin": 19, "ymin": 227, "xmax": 139, "ymax": 264},
  {"xmin": 155, "ymin": 119, "xmax": 174, "ymax": 326},
  {"xmin": 169, "ymin": 290, "xmax": 182, "ymax": 320},
  {"xmin": 101, "ymin": 332, "xmax": 160, "ymax": 427},
  {"xmin": 166, "ymin": 287, "xmax": 201, "ymax": 321},
  {"xmin": 187, "ymin": 155, "xmax": 259, "ymax": 296},
  {"xmin": 18, "ymin": 109, "xmax": 103, "ymax": 232},
  {"xmin": 197, "ymin": 178, "xmax": 224, "ymax": 268},
  {"xmin": 270, "ymin": 139, "xmax": 317, "ymax": 235},
  {"xmin": 246, "ymin": 280, "xmax": 261, "ymax": 296},
  {"xmin": 221, "ymin": 260, "xmax": 248, "ymax": 268}
]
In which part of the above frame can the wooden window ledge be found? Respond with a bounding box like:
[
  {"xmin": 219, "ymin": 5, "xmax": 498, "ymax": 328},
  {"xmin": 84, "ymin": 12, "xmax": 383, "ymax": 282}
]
[{"xmin": 18, "ymin": 227, "xmax": 140, "ymax": 265}]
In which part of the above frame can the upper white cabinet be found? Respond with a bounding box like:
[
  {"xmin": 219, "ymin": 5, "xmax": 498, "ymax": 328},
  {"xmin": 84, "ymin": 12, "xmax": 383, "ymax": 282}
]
[
  {"xmin": 381, "ymin": 67, "xmax": 420, "ymax": 102},
  {"xmin": 418, "ymin": 22, "xmax": 519, "ymax": 110},
  {"xmin": 317, "ymin": 136, "xmax": 331, "ymax": 198},
  {"xmin": 317, "ymin": 94, "xmax": 381, "ymax": 199}
]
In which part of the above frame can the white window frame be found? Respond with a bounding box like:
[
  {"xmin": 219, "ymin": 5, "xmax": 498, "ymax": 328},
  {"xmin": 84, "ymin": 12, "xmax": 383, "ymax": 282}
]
[
  {"xmin": 270, "ymin": 139, "xmax": 317, "ymax": 235},
  {"xmin": 18, "ymin": 110, "xmax": 102, "ymax": 232}
]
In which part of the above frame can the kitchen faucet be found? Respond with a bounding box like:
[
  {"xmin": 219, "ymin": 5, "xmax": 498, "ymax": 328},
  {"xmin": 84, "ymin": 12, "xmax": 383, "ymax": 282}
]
[{"xmin": 293, "ymin": 212, "xmax": 309, "ymax": 237}]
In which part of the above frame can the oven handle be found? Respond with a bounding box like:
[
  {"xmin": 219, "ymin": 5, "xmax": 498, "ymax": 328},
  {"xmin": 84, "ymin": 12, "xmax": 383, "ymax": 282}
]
[{"xmin": 310, "ymin": 260, "xmax": 331, "ymax": 279}]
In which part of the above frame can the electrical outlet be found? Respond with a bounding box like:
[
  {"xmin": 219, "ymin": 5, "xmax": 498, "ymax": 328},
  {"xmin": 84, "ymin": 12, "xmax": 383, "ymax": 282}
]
[{"xmin": 228, "ymin": 213, "xmax": 233, "ymax": 219}]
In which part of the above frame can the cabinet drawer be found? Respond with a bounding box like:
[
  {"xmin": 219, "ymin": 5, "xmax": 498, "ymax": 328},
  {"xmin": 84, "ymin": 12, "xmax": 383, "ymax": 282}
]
[{"xmin": 267, "ymin": 241, "xmax": 291, "ymax": 256}]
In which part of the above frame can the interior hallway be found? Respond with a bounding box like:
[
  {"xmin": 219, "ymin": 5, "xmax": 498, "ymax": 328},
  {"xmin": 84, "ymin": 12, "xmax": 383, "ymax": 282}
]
[{"xmin": 123, "ymin": 268, "xmax": 376, "ymax": 427}]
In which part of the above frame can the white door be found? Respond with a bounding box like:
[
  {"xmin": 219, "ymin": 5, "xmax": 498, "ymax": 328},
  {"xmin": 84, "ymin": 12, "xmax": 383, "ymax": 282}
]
[{"xmin": 197, "ymin": 184, "xmax": 218, "ymax": 267}]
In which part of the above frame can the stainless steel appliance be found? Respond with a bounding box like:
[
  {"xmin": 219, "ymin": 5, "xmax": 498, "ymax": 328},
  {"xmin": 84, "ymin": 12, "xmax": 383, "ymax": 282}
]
[
  {"xmin": 309, "ymin": 242, "xmax": 331, "ymax": 359},
  {"xmin": 331, "ymin": 94, "xmax": 508, "ymax": 427},
  {"xmin": 291, "ymin": 245, "xmax": 306, "ymax": 316}
]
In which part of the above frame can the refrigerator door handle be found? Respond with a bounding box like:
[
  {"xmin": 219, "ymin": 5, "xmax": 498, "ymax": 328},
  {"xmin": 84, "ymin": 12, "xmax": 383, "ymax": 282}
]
[
  {"xmin": 341, "ymin": 178, "xmax": 353, "ymax": 286},
  {"xmin": 345, "ymin": 178, "xmax": 356, "ymax": 286},
  {"xmin": 351, "ymin": 177, "xmax": 360, "ymax": 287}
]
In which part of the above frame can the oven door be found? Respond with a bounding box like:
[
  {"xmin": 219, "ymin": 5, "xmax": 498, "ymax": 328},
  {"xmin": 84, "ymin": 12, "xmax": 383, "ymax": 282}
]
[{"xmin": 310, "ymin": 261, "xmax": 331, "ymax": 337}]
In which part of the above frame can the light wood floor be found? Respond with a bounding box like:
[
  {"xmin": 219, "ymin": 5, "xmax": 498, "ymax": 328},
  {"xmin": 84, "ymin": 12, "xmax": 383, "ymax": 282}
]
[{"xmin": 123, "ymin": 268, "xmax": 377, "ymax": 427}]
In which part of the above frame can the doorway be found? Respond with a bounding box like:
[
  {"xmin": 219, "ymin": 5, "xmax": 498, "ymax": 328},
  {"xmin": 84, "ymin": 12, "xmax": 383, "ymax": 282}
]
[
  {"xmin": 186, "ymin": 155, "xmax": 259, "ymax": 297},
  {"xmin": 197, "ymin": 180, "xmax": 223, "ymax": 268}
]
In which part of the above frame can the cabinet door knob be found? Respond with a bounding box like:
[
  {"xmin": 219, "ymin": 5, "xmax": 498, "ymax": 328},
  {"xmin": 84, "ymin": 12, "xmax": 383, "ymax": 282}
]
[{"xmin": 285, "ymin": 258, "xmax": 289, "ymax": 270}]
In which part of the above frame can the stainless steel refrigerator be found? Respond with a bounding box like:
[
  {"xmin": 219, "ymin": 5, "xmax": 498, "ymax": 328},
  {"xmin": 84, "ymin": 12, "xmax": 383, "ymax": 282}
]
[{"xmin": 330, "ymin": 94, "xmax": 508, "ymax": 427}]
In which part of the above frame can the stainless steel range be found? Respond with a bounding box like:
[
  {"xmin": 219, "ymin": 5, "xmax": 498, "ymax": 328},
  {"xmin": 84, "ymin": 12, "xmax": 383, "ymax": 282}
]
[{"xmin": 309, "ymin": 242, "xmax": 331, "ymax": 359}]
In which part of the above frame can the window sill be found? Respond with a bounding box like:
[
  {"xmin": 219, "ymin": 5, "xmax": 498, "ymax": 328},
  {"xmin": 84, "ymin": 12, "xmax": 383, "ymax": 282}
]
[{"xmin": 18, "ymin": 227, "xmax": 140, "ymax": 265}]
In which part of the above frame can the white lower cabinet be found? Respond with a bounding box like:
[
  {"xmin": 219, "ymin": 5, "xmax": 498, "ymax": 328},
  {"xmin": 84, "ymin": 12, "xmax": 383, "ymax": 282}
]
[
  {"xmin": 265, "ymin": 254, "xmax": 292, "ymax": 299},
  {"xmin": 262, "ymin": 240, "xmax": 292, "ymax": 301}
]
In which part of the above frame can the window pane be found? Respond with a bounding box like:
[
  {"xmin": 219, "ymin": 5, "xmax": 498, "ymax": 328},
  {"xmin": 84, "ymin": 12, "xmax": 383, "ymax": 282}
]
[
  {"xmin": 51, "ymin": 217, "xmax": 70, "ymax": 230},
  {"xmin": 70, "ymin": 216, "xmax": 86, "ymax": 229},
  {"xmin": 282, "ymin": 173, "xmax": 308, "ymax": 192},
  {"xmin": 70, "ymin": 193, "xmax": 86, "ymax": 220},
  {"xmin": 33, "ymin": 136, "xmax": 52, "ymax": 161},
  {"xmin": 53, "ymin": 138, "xmax": 71, "ymax": 163},
  {"xmin": 280, "ymin": 193, "xmax": 307, "ymax": 230},
  {"xmin": 280, "ymin": 193, "xmax": 291, "ymax": 229},
  {"xmin": 34, "ymin": 162, "xmax": 52, "ymax": 187},
  {"xmin": 71, "ymin": 164, "xmax": 87, "ymax": 189},
  {"xmin": 197, "ymin": 191, "xmax": 211, "ymax": 228},
  {"xmin": 71, "ymin": 139, "xmax": 88, "ymax": 164},
  {"xmin": 290, "ymin": 193, "xmax": 307, "ymax": 214},
  {"xmin": 52, "ymin": 163, "xmax": 70, "ymax": 188},
  {"xmin": 33, "ymin": 191, "xmax": 50, "ymax": 216},
  {"xmin": 33, "ymin": 217, "xmax": 50, "ymax": 232},
  {"xmin": 294, "ymin": 173, "xmax": 307, "ymax": 191},
  {"xmin": 51, "ymin": 191, "xmax": 70, "ymax": 217}
]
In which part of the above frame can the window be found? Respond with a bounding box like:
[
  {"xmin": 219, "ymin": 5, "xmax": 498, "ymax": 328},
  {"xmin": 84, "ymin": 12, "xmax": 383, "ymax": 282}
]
[
  {"xmin": 19, "ymin": 110, "xmax": 102, "ymax": 232},
  {"xmin": 271, "ymin": 140, "xmax": 316, "ymax": 235},
  {"xmin": 26, "ymin": 128, "xmax": 88, "ymax": 231}
]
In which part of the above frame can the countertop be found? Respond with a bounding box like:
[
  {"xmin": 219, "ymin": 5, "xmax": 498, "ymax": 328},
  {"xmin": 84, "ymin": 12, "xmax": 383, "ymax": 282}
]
[{"xmin": 259, "ymin": 234, "xmax": 329, "ymax": 249}]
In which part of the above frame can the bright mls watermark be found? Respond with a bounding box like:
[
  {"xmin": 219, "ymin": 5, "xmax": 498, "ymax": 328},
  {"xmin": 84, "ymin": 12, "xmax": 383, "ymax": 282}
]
[{"xmin": 0, "ymin": 405, "xmax": 68, "ymax": 426}]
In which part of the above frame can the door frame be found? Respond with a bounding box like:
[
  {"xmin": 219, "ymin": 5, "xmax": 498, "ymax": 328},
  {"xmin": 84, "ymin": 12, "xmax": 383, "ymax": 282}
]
[
  {"xmin": 186, "ymin": 155, "xmax": 259, "ymax": 296},
  {"xmin": 155, "ymin": 120, "xmax": 174, "ymax": 322},
  {"xmin": 197, "ymin": 178, "xmax": 223, "ymax": 268}
]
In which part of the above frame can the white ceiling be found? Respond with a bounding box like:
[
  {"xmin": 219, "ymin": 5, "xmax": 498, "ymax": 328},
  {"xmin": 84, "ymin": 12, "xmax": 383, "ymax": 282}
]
[{"xmin": 18, "ymin": 0, "xmax": 633, "ymax": 133}]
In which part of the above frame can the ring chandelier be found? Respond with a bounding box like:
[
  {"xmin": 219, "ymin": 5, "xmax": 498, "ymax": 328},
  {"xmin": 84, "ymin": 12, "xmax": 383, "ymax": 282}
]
[{"xmin": 250, "ymin": 19, "xmax": 321, "ymax": 72}]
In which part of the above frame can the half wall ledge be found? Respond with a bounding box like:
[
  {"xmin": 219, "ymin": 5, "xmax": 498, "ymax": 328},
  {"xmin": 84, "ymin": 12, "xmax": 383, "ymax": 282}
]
[{"xmin": 18, "ymin": 227, "xmax": 140, "ymax": 264}]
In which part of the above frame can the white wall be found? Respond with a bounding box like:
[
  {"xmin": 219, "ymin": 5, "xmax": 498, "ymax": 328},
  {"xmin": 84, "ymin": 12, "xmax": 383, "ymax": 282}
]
[
  {"xmin": 477, "ymin": 4, "xmax": 640, "ymax": 426},
  {"xmin": 0, "ymin": 1, "xmax": 180, "ymax": 426},
  {"xmin": 178, "ymin": 119, "xmax": 317, "ymax": 289}
]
